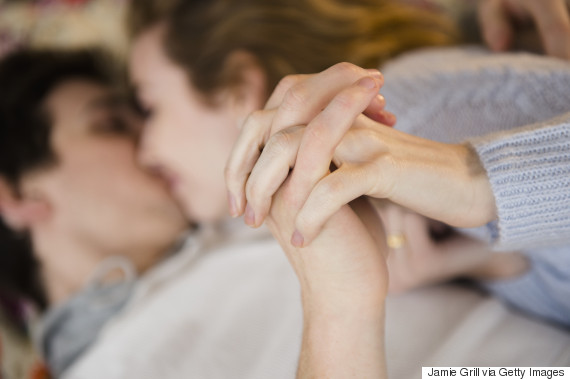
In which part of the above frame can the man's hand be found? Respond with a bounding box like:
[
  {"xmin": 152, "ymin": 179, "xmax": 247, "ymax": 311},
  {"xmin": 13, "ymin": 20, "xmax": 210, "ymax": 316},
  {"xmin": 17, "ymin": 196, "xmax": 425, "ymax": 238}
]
[
  {"xmin": 479, "ymin": 0, "xmax": 570, "ymax": 59},
  {"xmin": 263, "ymin": 134, "xmax": 389, "ymax": 379}
]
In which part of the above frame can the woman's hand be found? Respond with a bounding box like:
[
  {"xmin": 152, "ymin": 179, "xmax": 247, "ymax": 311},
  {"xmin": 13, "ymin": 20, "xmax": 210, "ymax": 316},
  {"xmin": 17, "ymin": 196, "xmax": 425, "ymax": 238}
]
[
  {"xmin": 225, "ymin": 62, "xmax": 395, "ymax": 220},
  {"xmin": 225, "ymin": 64, "xmax": 496, "ymax": 247},
  {"xmin": 478, "ymin": 0, "xmax": 570, "ymax": 59},
  {"xmin": 227, "ymin": 92, "xmax": 496, "ymax": 247}
]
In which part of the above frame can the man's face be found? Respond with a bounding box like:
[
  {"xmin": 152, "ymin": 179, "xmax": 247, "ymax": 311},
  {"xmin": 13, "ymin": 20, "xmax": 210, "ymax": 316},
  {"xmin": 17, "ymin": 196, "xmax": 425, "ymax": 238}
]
[{"xmin": 20, "ymin": 79, "xmax": 188, "ymax": 264}]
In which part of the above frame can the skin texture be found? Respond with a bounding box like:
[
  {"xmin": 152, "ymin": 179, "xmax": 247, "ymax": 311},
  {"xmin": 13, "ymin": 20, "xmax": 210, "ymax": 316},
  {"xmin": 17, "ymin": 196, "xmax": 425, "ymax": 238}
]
[
  {"xmin": 129, "ymin": 25, "xmax": 262, "ymax": 224},
  {"xmin": 266, "ymin": 177, "xmax": 389, "ymax": 378},
  {"xmin": 0, "ymin": 80, "xmax": 188, "ymax": 305}
]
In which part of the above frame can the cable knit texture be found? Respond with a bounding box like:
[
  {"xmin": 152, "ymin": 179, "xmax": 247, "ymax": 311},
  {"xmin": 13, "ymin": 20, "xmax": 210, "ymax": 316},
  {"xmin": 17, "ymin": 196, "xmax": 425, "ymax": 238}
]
[
  {"xmin": 470, "ymin": 119, "xmax": 570, "ymax": 250},
  {"xmin": 381, "ymin": 47, "xmax": 570, "ymax": 250}
]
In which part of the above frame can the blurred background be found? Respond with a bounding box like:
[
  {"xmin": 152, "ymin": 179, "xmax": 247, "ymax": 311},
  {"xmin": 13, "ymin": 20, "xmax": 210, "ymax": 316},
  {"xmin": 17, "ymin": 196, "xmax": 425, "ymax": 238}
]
[
  {"xmin": 0, "ymin": 0, "xmax": 130, "ymax": 60},
  {"xmin": 0, "ymin": 0, "xmax": 493, "ymax": 378},
  {"xmin": 0, "ymin": 0, "xmax": 477, "ymax": 60}
]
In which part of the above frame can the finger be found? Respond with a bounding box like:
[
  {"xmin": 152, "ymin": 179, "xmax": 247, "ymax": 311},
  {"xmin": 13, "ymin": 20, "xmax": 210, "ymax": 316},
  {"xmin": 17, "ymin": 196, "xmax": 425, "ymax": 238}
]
[
  {"xmin": 272, "ymin": 83, "xmax": 395, "ymax": 127},
  {"xmin": 369, "ymin": 110, "xmax": 397, "ymax": 127},
  {"xmin": 270, "ymin": 63, "xmax": 384, "ymax": 135},
  {"xmin": 225, "ymin": 109, "xmax": 276, "ymax": 217},
  {"xmin": 244, "ymin": 126, "xmax": 304, "ymax": 227},
  {"xmin": 363, "ymin": 94, "xmax": 397, "ymax": 127},
  {"xmin": 380, "ymin": 204, "xmax": 410, "ymax": 255},
  {"xmin": 286, "ymin": 76, "xmax": 383, "ymax": 225},
  {"xmin": 291, "ymin": 163, "xmax": 378, "ymax": 247},
  {"xmin": 265, "ymin": 74, "xmax": 308, "ymax": 110},
  {"xmin": 479, "ymin": 0, "xmax": 514, "ymax": 51},
  {"xmin": 402, "ymin": 212, "xmax": 433, "ymax": 249},
  {"xmin": 523, "ymin": 0, "xmax": 570, "ymax": 59}
]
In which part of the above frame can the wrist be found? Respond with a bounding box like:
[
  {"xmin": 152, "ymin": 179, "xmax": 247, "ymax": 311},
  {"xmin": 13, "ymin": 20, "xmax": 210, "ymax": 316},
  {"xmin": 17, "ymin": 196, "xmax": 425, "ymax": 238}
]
[
  {"xmin": 301, "ymin": 289, "xmax": 385, "ymax": 319},
  {"xmin": 299, "ymin": 293, "xmax": 386, "ymax": 379},
  {"xmin": 299, "ymin": 273, "xmax": 387, "ymax": 332},
  {"xmin": 461, "ymin": 142, "xmax": 497, "ymax": 225}
]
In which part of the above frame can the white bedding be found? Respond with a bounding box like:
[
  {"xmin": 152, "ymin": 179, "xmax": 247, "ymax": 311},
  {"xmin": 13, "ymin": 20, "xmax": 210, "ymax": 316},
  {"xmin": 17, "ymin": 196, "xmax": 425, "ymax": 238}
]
[
  {"xmin": 386, "ymin": 284, "xmax": 570, "ymax": 377},
  {"xmin": 65, "ymin": 223, "xmax": 570, "ymax": 378}
]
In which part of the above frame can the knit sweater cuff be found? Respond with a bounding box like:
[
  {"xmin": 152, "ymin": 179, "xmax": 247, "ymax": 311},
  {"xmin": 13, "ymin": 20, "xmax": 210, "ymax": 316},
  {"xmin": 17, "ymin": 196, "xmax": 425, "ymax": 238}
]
[{"xmin": 468, "ymin": 113, "xmax": 570, "ymax": 250}]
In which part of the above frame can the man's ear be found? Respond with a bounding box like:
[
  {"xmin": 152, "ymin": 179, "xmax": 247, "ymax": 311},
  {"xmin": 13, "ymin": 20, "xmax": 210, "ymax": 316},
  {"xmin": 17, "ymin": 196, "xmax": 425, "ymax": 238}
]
[
  {"xmin": 222, "ymin": 50, "xmax": 267, "ymax": 128},
  {"xmin": 0, "ymin": 178, "xmax": 51, "ymax": 231}
]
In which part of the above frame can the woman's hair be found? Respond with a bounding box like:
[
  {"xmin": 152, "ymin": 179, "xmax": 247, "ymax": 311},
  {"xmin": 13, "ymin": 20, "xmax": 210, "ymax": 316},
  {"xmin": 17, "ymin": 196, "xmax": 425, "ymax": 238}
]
[{"xmin": 130, "ymin": 0, "xmax": 458, "ymax": 101}]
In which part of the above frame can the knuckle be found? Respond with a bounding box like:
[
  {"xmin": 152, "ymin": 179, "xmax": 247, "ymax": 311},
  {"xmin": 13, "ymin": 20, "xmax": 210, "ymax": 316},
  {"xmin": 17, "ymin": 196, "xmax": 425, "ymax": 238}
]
[
  {"xmin": 223, "ymin": 164, "xmax": 233, "ymax": 182},
  {"xmin": 305, "ymin": 121, "xmax": 328, "ymax": 144},
  {"xmin": 223, "ymin": 163, "xmax": 238, "ymax": 184},
  {"xmin": 317, "ymin": 176, "xmax": 342, "ymax": 196},
  {"xmin": 275, "ymin": 74, "xmax": 303, "ymax": 95},
  {"xmin": 332, "ymin": 61, "xmax": 362, "ymax": 78},
  {"xmin": 305, "ymin": 123, "xmax": 322, "ymax": 141},
  {"xmin": 282, "ymin": 82, "xmax": 308, "ymax": 111},
  {"xmin": 244, "ymin": 109, "xmax": 268, "ymax": 132},
  {"xmin": 314, "ymin": 180, "xmax": 343, "ymax": 208},
  {"xmin": 363, "ymin": 127, "xmax": 383, "ymax": 143},
  {"xmin": 266, "ymin": 130, "xmax": 293, "ymax": 156}
]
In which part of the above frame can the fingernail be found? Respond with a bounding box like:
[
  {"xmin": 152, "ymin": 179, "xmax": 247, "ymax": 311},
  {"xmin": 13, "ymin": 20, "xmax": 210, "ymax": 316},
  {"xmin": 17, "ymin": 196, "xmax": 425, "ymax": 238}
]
[
  {"xmin": 291, "ymin": 229, "xmax": 304, "ymax": 248},
  {"xmin": 376, "ymin": 94, "xmax": 385, "ymax": 106},
  {"xmin": 245, "ymin": 204, "xmax": 256, "ymax": 227},
  {"xmin": 359, "ymin": 76, "xmax": 378, "ymax": 90},
  {"xmin": 227, "ymin": 191, "xmax": 238, "ymax": 217}
]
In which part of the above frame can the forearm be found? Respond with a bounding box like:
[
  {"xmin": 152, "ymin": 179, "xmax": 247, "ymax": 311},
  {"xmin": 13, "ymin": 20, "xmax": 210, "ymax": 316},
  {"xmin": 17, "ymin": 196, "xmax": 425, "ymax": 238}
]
[
  {"xmin": 265, "ymin": 199, "xmax": 388, "ymax": 378},
  {"xmin": 297, "ymin": 291, "xmax": 386, "ymax": 379}
]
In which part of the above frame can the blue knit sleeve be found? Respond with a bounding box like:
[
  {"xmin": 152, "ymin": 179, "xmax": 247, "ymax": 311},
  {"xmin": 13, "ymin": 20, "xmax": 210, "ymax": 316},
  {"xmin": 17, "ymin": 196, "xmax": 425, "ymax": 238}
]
[{"xmin": 469, "ymin": 114, "xmax": 570, "ymax": 250}]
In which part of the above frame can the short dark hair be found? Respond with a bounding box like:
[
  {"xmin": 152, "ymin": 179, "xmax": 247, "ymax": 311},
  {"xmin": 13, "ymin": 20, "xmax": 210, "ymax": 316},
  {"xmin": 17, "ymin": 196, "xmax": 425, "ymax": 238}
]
[
  {"xmin": 0, "ymin": 49, "xmax": 117, "ymax": 187},
  {"xmin": 0, "ymin": 48, "xmax": 119, "ymax": 310}
]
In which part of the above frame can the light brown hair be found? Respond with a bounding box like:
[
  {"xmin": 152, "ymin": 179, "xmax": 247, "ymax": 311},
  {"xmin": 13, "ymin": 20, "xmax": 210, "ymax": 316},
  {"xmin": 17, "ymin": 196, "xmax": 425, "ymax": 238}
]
[{"xmin": 131, "ymin": 0, "xmax": 458, "ymax": 101}]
